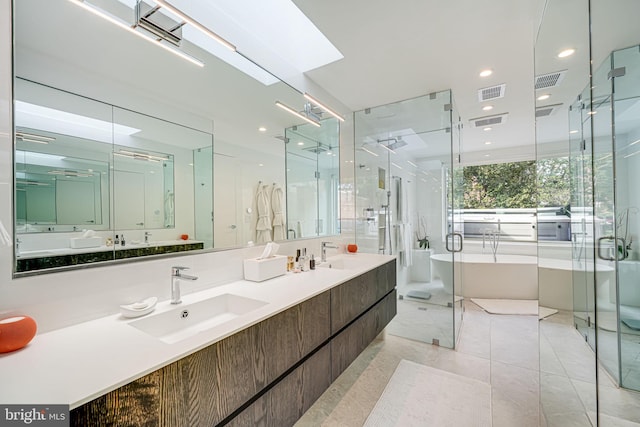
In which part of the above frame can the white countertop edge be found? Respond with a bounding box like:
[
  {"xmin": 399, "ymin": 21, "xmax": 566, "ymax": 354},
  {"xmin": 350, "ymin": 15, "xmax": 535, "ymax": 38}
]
[{"xmin": 0, "ymin": 253, "xmax": 395, "ymax": 409}]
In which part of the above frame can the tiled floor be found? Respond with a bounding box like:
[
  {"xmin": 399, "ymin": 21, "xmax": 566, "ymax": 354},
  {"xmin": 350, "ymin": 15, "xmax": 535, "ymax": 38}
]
[{"xmin": 295, "ymin": 299, "xmax": 640, "ymax": 427}]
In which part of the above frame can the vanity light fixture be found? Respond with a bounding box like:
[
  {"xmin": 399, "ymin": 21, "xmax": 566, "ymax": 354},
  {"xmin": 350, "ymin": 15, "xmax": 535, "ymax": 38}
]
[
  {"xmin": 482, "ymin": 105, "xmax": 494, "ymax": 111},
  {"xmin": 378, "ymin": 143, "xmax": 396, "ymax": 154},
  {"xmin": 15, "ymin": 132, "xmax": 55, "ymax": 144},
  {"xmin": 407, "ymin": 160, "xmax": 417, "ymax": 167},
  {"xmin": 150, "ymin": 0, "xmax": 237, "ymax": 52},
  {"xmin": 557, "ymin": 48, "xmax": 576, "ymax": 58},
  {"xmin": 67, "ymin": 0, "xmax": 204, "ymax": 67},
  {"xmin": 115, "ymin": 149, "xmax": 170, "ymax": 162},
  {"xmin": 303, "ymin": 93, "xmax": 345, "ymax": 122},
  {"xmin": 483, "ymin": 127, "xmax": 492, "ymax": 131},
  {"xmin": 275, "ymin": 101, "xmax": 321, "ymax": 127},
  {"xmin": 479, "ymin": 69, "xmax": 493, "ymax": 77},
  {"xmin": 297, "ymin": 141, "xmax": 305, "ymax": 146}
]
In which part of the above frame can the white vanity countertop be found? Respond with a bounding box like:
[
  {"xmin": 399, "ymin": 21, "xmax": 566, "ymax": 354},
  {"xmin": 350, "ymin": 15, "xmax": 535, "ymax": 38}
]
[{"xmin": 0, "ymin": 253, "xmax": 394, "ymax": 409}]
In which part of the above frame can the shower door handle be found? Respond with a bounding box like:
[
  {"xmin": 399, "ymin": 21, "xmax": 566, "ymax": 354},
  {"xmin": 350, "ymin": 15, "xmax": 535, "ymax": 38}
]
[
  {"xmin": 597, "ymin": 236, "xmax": 626, "ymax": 261},
  {"xmin": 445, "ymin": 233, "xmax": 463, "ymax": 253}
]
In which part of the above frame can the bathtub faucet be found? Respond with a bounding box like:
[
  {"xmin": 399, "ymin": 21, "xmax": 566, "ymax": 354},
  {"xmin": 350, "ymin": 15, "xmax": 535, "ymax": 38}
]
[{"xmin": 486, "ymin": 229, "xmax": 501, "ymax": 262}]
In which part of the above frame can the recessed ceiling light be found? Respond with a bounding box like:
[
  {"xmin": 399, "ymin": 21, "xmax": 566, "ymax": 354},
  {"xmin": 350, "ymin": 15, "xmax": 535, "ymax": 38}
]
[
  {"xmin": 326, "ymin": 151, "xmax": 333, "ymax": 155},
  {"xmin": 537, "ymin": 94, "xmax": 551, "ymax": 101},
  {"xmin": 588, "ymin": 111, "xmax": 597, "ymax": 115},
  {"xmin": 570, "ymin": 130, "xmax": 579, "ymax": 134},
  {"xmin": 482, "ymin": 105, "xmax": 494, "ymax": 111},
  {"xmin": 558, "ymin": 48, "xmax": 576, "ymax": 58},
  {"xmin": 484, "ymin": 154, "xmax": 490, "ymax": 157},
  {"xmin": 258, "ymin": 127, "xmax": 267, "ymax": 132},
  {"xmin": 485, "ymin": 141, "xmax": 492, "ymax": 145},
  {"xmin": 259, "ymin": 163, "xmax": 264, "ymax": 167},
  {"xmin": 479, "ymin": 69, "xmax": 493, "ymax": 77},
  {"xmin": 483, "ymin": 127, "xmax": 492, "ymax": 131},
  {"xmin": 297, "ymin": 141, "xmax": 304, "ymax": 146}
]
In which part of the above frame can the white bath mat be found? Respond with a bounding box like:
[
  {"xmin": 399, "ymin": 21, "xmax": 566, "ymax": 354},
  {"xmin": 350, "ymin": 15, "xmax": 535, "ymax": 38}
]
[
  {"xmin": 538, "ymin": 306, "xmax": 559, "ymax": 320},
  {"xmin": 363, "ymin": 359, "xmax": 491, "ymax": 427},
  {"xmin": 471, "ymin": 298, "xmax": 538, "ymax": 315},
  {"xmin": 470, "ymin": 298, "xmax": 558, "ymax": 319}
]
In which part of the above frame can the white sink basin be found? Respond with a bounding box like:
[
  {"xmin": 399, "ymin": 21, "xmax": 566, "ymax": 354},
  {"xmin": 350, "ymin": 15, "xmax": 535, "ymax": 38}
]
[
  {"xmin": 129, "ymin": 293, "xmax": 268, "ymax": 344},
  {"xmin": 317, "ymin": 255, "xmax": 359, "ymax": 270}
]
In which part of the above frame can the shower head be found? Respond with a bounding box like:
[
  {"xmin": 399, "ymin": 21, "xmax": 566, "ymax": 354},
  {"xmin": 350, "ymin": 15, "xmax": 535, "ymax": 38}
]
[
  {"xmin": 377, "ymin": 136, "xmax": 407, "ymax": 151},
  {"xmin": 387, "ymin": 139, "xmax": 408, "ymax": 151}
]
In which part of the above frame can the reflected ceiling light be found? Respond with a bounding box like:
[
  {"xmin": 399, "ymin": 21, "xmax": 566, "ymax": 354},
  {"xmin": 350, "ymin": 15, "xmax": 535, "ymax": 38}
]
[
  {"xmin": 483, "ymin": 127, "xmax": 492, "ymax": 131},
  {"xmin": 587, "ymin": 111, "xmax": 597, "ymax": 115},
  {"xmin": 326, "ymin": 151, "xmax": 333, "ymax": 155},
  {"xmin": 297, "ymin": 141, "xmax": 304, "ymax": 146},
  {"xmin": 479, "ymin": 69, "xmax": 493, "ymax": 77},
  {"xmin": 115, "ymin": 149, "xmax": 169, "ymax": 162},
  {"xmin": 569, "ymin": 130, "xmax": 579, "ymax": 134},
  {"xmin": 151, "ymin": 0, "xmax": 237, "ymax": 52},
  {"xmin": 391, "ymin": 162, "xmax": 403, "ymax": 170},
  {"xmin": 48, "ymin": 169, "xmax": 93, "ymax": 178},
  {"xmin": 482, "ymin": 105, "xmax": 494, "ymax": 111},
  {"xmin": 67, "ymin": 0, "xmax": 204, "ymax": 67},
  {"xmin": 15, "ymin": 132, "xmax": 55, "ymax": 144},
  {"xmin": 258, "ymin": 163, "xmax": 264, "ymax": 167},
  {"xmin": 407, "ymin": 160, "xmax": 417, "ymax": 167},
  {"xmin": 275, "ymin": 101, "xmax": 321, "ymax": 127},
  {"xmin": 361, "ymin": 146, "xmax": 379, "ymax": 157},
  {"xmin": 537, "ymin": 94, "xmax": 551, "ymax": 101},
  {"xmin": 303, "ymin": 93, "xmax": 345, "ymax": 122},
  {"xmin": 378, "ymin": 143, "xmax": 396, "ymax": 154},
  {"xmin": 484, "ymin": 141, "xmax": 492, "ymax": 145},
  {"xmin": 408, "ymin": 172, "xmax": 417, "ymax": 177},
  {"xmin": 484, "ymin": 154, "xmax": 490, "ymax": 157},
  {"xmin": 557, "ymin": 48, "xmax": 576, "ymax": 58},
  {"xmin": 258, "ymin": 127, "xmax": 267, "ymax": 132}
]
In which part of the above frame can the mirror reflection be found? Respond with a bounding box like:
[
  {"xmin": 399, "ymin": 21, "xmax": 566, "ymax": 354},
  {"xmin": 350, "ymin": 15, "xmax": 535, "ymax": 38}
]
[{"xmin": 13, "ymin": 0, "xmax": 341, "ymax": 274}]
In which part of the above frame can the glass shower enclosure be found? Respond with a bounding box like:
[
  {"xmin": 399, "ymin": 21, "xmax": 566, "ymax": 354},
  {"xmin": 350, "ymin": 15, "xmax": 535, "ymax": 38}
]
[{"xmin": 353, "ymin": 90, "xmax": 464, "ymax": 349}]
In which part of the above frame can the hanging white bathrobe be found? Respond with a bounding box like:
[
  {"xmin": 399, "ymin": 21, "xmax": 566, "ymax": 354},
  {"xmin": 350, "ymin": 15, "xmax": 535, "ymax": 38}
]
[
  {"xmin": 271, "ymin": 183, "xmax": 285, "ymax": 241},
  {"xmin": 255, "ymin": 184, "xmax": 272, "ymax": 243}
]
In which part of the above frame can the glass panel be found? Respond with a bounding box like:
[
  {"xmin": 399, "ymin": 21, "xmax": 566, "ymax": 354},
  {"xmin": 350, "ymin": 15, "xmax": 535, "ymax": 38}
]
[
  {"xmin": 592, "ymin": 52, "xmax": 620, "ymax": 385},
  {"xmin": 451, "ymin": 104, "xmax": 464, "ymax": 347},
  {"xmin": 611, "ymin": 45, "xmax": 640, "ymax": 393},
  {"xmin": 535, "ymin": 0, "xmax": 597, "ymax": 424},
  {"xmin": 354, "ymin": 91, "xmax": 456, "ymax": 348}
]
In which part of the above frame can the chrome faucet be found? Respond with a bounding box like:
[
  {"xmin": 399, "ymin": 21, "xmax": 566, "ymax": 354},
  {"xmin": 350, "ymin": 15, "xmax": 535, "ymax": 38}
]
[
  {"xmin": 144, "ymin": 231, "xmax": 152, "ymax": 244},
  {"xmin": 171, "ymin": 266, "xmax": 198, "ymax": 304},
  {"xmin": 321, "ymin": 241, "xmax": 339, "ymax": 263}
]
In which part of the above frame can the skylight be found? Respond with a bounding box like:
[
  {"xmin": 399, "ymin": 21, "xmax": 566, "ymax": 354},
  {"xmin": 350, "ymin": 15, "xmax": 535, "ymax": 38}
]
[{"xmin": 115, "ymin": 0, "xmax": 343, "ymax": 84}]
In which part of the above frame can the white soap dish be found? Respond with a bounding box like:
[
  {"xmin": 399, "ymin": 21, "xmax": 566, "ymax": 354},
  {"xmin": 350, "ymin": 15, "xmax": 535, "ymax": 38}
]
[{"xmin": 120, "ymin": 296, "xmax": 158, "ymax": 318}]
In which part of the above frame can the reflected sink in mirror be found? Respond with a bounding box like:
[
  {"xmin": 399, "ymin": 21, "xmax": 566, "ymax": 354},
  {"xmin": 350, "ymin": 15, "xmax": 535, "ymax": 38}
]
[
  {"xmin": 317, "ymin": 255, "xmax": 359, "ymax": 270},
  {"xmin": 129, "ymin": 293, "xmax": 268, "ymax": 344}
]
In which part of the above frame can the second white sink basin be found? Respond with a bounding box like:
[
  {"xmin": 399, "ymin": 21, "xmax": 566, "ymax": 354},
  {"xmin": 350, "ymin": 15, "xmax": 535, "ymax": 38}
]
[
  {"xmin": 318, "ymin": 255, "xmax": 359, "ymax": 270},
  {"xmin": 129, "ymin": 293, "xmax": 268, "ymax": 344}
]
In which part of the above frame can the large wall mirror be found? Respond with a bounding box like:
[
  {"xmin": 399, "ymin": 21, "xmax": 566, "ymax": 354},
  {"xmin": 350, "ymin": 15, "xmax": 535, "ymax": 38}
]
[{"xmin": 13, "ymin": 0, "xmax": 341, "ymax": 274}]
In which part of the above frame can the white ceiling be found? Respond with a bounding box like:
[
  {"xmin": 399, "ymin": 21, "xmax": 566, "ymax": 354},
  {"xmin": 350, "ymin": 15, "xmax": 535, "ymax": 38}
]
[
  {"xmin": 293, "ymin": 0, "xmax": 544, "ymax": 158},
  {"xmin": 13, "ymin": 0, "xmax": 640, "ymax": 164}
]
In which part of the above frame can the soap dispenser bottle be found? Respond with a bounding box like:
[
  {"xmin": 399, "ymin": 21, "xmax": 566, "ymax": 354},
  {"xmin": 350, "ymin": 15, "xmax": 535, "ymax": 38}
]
[
  {"xmin": 115, "ymin": 234, "xmax": 120, "ymax": 245},
  {"xmin": 298, "ymin": 248, "xmax": 308, "ymax": 271},
  {"xmin": 310, "ymin": 254, "xmax": 315, "ymax": 270},
  {"xmin": 120, "ymin": 234, "xmax": 125, "ymax": 246}
]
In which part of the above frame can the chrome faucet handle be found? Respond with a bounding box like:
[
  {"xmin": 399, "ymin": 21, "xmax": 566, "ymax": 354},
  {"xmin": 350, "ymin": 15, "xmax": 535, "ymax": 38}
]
[{"xmin": 172, "ymin": 266, "xmax": 190, "ymax": 275}]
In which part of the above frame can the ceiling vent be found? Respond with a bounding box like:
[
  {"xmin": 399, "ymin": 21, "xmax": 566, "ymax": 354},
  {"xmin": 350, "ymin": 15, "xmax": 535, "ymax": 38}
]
[
  {"xmin": 469, "ymin": 113, "xmax": 509, "ymax": 128},
  {"xmin": 535, "ymin": 104, "xmax": 562, "ymax": 118},
  {"xmin": 477, "ymin": 84, "xmax": 506, "ymax": 102},
  {"xmin": 535, "ymin": 70, "xmax": 567, "ymax": 90}
]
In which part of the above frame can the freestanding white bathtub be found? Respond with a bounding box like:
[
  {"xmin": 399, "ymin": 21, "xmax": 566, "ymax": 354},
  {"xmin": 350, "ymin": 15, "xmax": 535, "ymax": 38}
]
[{"xmin": 431, "ymin": 253, "xmax": 539, "ymax": 300}]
